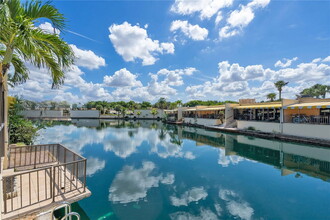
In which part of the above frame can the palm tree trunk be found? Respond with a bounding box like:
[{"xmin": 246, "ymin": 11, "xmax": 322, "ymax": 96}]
[{"xmin": 0, "ymin": 68, "xmax": 9, "ymax": 168}]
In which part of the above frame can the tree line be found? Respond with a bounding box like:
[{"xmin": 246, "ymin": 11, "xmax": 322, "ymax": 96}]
[{"xmin": 266, "ymin": 81, "xmax": 329, "ymax": 102}]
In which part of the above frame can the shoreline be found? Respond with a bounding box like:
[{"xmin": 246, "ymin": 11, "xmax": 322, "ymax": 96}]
[{"xmin": 170, "ymin": 122, "xmax": 330, "ymax": 148}]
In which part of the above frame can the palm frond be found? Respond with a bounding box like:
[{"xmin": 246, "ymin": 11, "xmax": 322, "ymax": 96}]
[
  {"xmin": 23, "ymin": 0, "xmax": 65, "ymax": 31},
  {"xmin": 0, "ymin": 49, "xmax": 29, "ymax": 85}
]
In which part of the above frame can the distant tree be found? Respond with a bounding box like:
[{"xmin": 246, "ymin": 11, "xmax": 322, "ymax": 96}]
[
  {"xmin": 96, "ymin": 105, "xmax": 103, "ymax": 114},
  {"xmin": 72, "ymin": 103, "xmax": 78, "ymax": 110},
  {"xmin": 86, "ymin": 101, "xmax": 95, "ymax": 109},
  {"xmin": 175, "ymin": 100, "xmax": 183, "ymax": 107},
  {"xmin": 127, "ymin": 101, "xmax": 137, "ymax": 111},
  {"xmin": 155, "ymin": 97, "xmax": 167, "ymax": 109},
  {"xmin": 300, "ymin": 88, "xmax": 316, "ymax": 97},
  {"xmin": 300, "ymin": 84, "xmax": 330, "ymax": 99},
  {"xmin": 136, "ymin": 111, "xmax": 141, "ymax": 117},
  {"xmin": 114, "ymin": 105, "xmax": 122, "ymax": 118},
  {"xmin": 141, "ymin": 101, "xmax": 152, "ymax": 109},
  {"xmin": 266, "ymin": 93, "xmax": 276, "ymax": 102},
  {"xmin": 274, "ymin": 80, "xmax": 289, "ymax": 100},
  {"xmin": 121, "ymin": 107, "xmax": 127, "ymax": 118},
  {"xmin": 50, "ymin": 101, "xmax": 57, "ymax": 110},
  {"xmin": 150, "ymin": 108, "xmax": 158, "ymax": 118},
  {"xmin": 312, "ymin": 84, "xmax": 330, "ymax": 99}
]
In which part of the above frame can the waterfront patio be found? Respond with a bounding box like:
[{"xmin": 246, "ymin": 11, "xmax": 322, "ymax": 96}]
[
  {"xmin": 1, "ymin": 144, "xmax": 91, "ymax": 219},
  {"xmin": 283, "ymin": 102, "xmax": 330, "ymax": 124},
  {"xmin": 233, "ymin": 103, "xmax": 282, "ymax": 122}
]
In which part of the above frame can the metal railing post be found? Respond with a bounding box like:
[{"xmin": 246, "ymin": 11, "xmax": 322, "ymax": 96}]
[
  {"xmin": 52, "ymin": 166, "xmax": 56, "ymax": 202},
  {"xmin": 34, "ymin": 146, "xmax": 37, "ymax": 169},
  {"xmin": 83, "ymin": 159, "xmax": 87, "ymax": 192},
  {"xmin": 3, "ymin": 177, "xmax": 7, "ymax": 213}
]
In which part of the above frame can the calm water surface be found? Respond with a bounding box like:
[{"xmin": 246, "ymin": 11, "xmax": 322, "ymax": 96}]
[{"xmin": 36, "ymin": 120, "xmax": 330, "ymax": 220}]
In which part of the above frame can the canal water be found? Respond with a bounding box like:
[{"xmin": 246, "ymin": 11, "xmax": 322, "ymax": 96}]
[{"xmin": 36, "ymin": 120, "xmax": 330, "ymax": 220}]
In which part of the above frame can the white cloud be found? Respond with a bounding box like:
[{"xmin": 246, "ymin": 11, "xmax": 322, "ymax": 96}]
[
  {"xmin": 156, "ymin": 67, "xmax": 197, "ymax": 86},
  {"xmin": 109, "ymin": 161, "xmax": 174, "ymax": 204},
  {"xmin": 218, "ymin": 149, "xmax": 244, "ymax": 167},
  {"xmin": 215, "ymin": 12, "xmax": 223, "ymax": 25},
  {"xmin": 219, "ymin": 0, "xmax": 270, "ymax": 39},
  {"xmin": 274, "ymin": 57, "xmax": 298, "ymax": 68},
  {"xmin": 323, "ymin": 56, "xmax": 330, "ymax": 62},
  {"xmin": 70, "ymin": 44, "xmax": 106, "ymax": 70},
  {"xmin": 219, "ymin": 61, "xmax": 265, "ymax": 82},
  {"xmin": 185, "ymin": 57, "xmax": 330, "ymax": 101},
  {"xmin": 38, "ymin": 22, "xmax": 60, "ymax": 34},
  {"xmin": 170, "ymin": 187, "xmax": 208, "ymax": 206},
  {"xmin": 103, "ymin": 68, "xmax": 142, "ymax": 87},
  {"xmin": 219, "ymin": 189, "xmax": 254, "ymax": 220},
  {"xmin": 219, "ymin": 26, "xmax": 239, "ymax": 39},
  {"xmin": 170, "ymin": 20, "xmax": 208, "ymax": 41},
  {"xmin": 147, "ymin": 74, "xmax": 178, "ymax": 97},
  {"xmin": 227, "ymin": 6, "xmax": 255, "ymax": 28},
  {"xmin": 86, "ymin": 157, "xmax": 106, "ymax": 177},
  {"xmin": 170, "ymin": 0, "xmax": 233, "ymax": 19},
  {"xmin": 109, "ymin": 22, "xmax": 174, "ymax": 65},
  {"xmin": 103, "ymin": 127, "xmax": 146, "ymax": 158},
  {"xmin": 170, "ymin": 209, "xmax": 219, "ymax": 220}
]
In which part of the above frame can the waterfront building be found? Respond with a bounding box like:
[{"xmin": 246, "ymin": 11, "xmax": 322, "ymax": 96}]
[{"xmin": 166, "ymin": 98, "xmax": 330, "ymax": 141}]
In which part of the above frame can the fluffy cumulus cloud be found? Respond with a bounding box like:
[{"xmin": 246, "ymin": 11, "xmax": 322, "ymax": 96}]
[
  {"xmin": 86, "ymin": 157, "xmax": 106, "ymax": 177},
  {"xmin": 274, "ymin": 57, "xmax": 298, "ymax": 68},
  {"xmin": 39, "ymin": 22, "xmax": 60, "ymax": 34},
  {"xmin": 218, "ymin": 149, "xmax": 244, "ymax": 167},
  {"xmin": 219, "ymin": 189, "xmax": 254, "ymax": 220},
  {"xmin": 109, "ymin": 22, "xmax": 174, "ymax": 65},
  {"xmin": 215, "ymin": 12, "xmax": 223, "ymax": 25},
  {"xmin": 170, "ymin": 20, "xmax": 208, "ymax": 41},
  {"xmin": 170, "ymin": 187, "xmax": 208, "ymax": 206},
  {"xmin": 156, "ymin": 67, "xmax": 197, "ymax": 86},
  {"xmin": 219, "ymin": 0, "xmax": 270, "ymax": 39},
  {"xmin": 109, "ymin": 67, "xmax": 197, "ymax": 101},
  {"xmin": 10, "ymin": 46, "xmax": 112, "ymax": 103},
  {"xmin": 109, "ymin": 161, "xmax": 174, "ymax": 203},
  {"xmin": 70, "ymin": 44, "xmax": 106, "ymax": 70},
  {"xmin": 170, "ymin": 0, "xmax": 233, "ymax": 19},
  {"xmin": 170, "ymin": 208, "xmax": 218, "ymax": 220},
  {"xmin": 185, "ymin": 56, "xmax": 330, "ymax": 101},
  {"xmin": 103, "ymin": 68, "xmax": 142, "ymax": 87}
]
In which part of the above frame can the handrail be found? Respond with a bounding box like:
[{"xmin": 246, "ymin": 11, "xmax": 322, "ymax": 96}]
[
  {"xmin": 3, "ymin": 144, "xmax": 87, "ymax": 214},
  {"xmin": 61, "ymin": 212, "xmax": 80, "ymax": 220},
  {"xmin": 51, "ymin": 201, "xmax": 71, "ymax": 219},
  {"xmin": 9, "ymin": 143, "xmax": 58, "ymax": 149},
  {"xmin": 1, "ymin": 164, "xmax": 53, "ymax": 177},
  {"xmin": 58, "ymin": 144, "xmax": 87, "ymax": 160}
]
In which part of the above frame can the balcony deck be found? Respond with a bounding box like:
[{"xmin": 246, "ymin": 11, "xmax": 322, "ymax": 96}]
[{"xmin": 1, "ymin": 144, "xmax": 91, "ymax": 220}]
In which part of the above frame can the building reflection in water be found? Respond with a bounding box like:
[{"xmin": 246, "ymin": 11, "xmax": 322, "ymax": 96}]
[
  {"xmin": 57, "ymin": 119, "xmax": 330, "ymax": 182},
  {"xmin": 176, "ymin": 124, "xmax": 330, "ymax": 182}
]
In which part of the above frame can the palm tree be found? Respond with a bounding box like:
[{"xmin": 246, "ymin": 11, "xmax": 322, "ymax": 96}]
[
  {"xmin": 156, "ymin": 97, "xmax": 167, "ymax": 109},
  {"xmin": 176, "ymin": 100, "xmax": 183, "ymax": 107},
  {"xmin": 274, "ymin": 80, "xmax": 289, "ymax": 100},
  {"xmin": 150, "ymin": 108, "xmax": 158, "ymax": 119},
  {"xmin": 114, "ymin": 105, "xmax": 122, "ymax": 118},
  {"xmin": 266, "ymin": 93, "xmax": 276, "ymax": 102},
  {"xmin": 0, "ymin": 0, "xmax": 74, "ymax": 157},
  {"xmin": 136, "ymin": 110, "xmax": 141, "ymax": 118},
  {"xmin": 313, "ymin": 84, "xmax": 330, "ymax": 99},
  {"xmin": 300, "ymin": 84, "xmax": 330, "ymax": 99}
]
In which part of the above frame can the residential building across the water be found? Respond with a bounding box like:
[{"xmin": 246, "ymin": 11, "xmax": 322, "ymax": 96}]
[{"xmin": 165, "ymin": 98, "xmax": 330, "ymax": 141}]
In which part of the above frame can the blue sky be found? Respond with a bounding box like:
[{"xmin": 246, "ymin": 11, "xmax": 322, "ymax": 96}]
[{"xmin": 10, "ymin": 0, "xmax": 330, "ymax": 103}]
